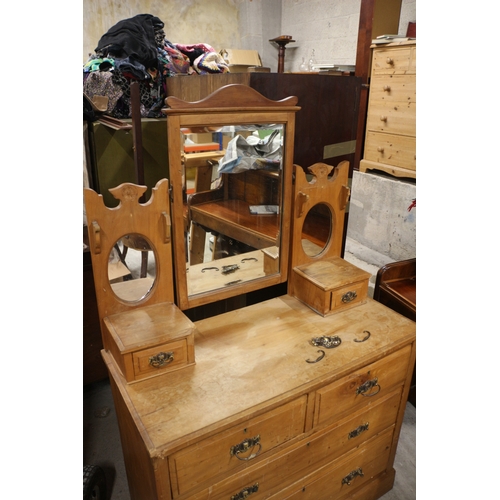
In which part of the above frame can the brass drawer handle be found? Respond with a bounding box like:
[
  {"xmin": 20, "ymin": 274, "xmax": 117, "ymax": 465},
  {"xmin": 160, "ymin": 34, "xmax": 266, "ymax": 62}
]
[
  {"xmin": 342, "ymin": 467, "xmax": 364, "ymax": 486},
  {"xmin": 230, "ymin": 435, "xmax": 261, "ymax": 461},
  {"xmin": 231, "ymin": 483, "xmax": 259, "ymax": 499},
  {"xmin": 341, "ymin": 291, "xmax": 357, "ymax": 303},
  {"xmin": 356, "ymin": 377, "xmax": 380, "ymax": 397},
  {"xmin": 348, "ymin": 422, "xmax": 369, "ymax": 439},
  {"xmin": 310, "ymin": 336, "xmax": 342, "ymax": 349},
  {"xmin": 149, "ymin": 351, "xmax": 174, "ymax": 368}
]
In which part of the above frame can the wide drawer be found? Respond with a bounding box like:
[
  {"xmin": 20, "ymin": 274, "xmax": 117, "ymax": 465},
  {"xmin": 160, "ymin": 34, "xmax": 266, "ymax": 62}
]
[
  {"xmin": 274, "ymin": 427, "xmax": 394, "ymax": 500},
  {"xmin": 314, "ymin": 345, "xmax": 412, "ymax": 427},
  {"xmin": 363, "ymin": 131, "xmax": 416, "ymax": 171},
  {"xmin": 368, "ymin": 75, "xmax": 415, "ymax": 104},
  {"xmin": 372, "ymin": 46, "xmax": 414, "ymax": 75},
  {"xmin": 132, "ymin": 339, "xmax": 188, "ymax": 380},
  {"xmin": 365, "ymin": 99, "xmax": 415, "ymax": 136},
  {"xmin": 169, "ymin": 396, "xmax": 307, "ymax": 497},
  {"xmin": 184, "ymin": 391, "xmax": 400, "ymax": 500}
]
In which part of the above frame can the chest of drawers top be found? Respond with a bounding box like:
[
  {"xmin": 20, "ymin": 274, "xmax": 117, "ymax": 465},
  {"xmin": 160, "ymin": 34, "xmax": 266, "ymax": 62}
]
[{"xmin": 106, "ymin": 294, "xmax": 416, "ymax": 457}]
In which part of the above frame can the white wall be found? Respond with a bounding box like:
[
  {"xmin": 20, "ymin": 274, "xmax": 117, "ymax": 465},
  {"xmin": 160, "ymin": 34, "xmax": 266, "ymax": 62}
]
[{"xmin": 280, "ymin": 0, "xmax": 416, "ymax": 72}]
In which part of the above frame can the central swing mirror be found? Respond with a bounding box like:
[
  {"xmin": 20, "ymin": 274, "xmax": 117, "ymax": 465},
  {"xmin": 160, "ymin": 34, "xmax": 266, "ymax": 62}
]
[{"xmin": 164, "ymin": 85, "xmax": 300, "ymax": 310}]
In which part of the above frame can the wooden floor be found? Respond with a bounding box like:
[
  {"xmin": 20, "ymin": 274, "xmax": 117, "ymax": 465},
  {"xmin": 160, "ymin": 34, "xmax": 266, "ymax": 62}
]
[{"xmin": 83, "ymin": 378, "xmax": 416, "ymax": 500}]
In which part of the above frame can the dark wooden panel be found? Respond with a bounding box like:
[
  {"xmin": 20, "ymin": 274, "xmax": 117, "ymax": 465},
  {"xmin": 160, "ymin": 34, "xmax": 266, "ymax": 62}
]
[{"xmin": 248, "ymin": 73, "xmax": 361, "ymax": 176}]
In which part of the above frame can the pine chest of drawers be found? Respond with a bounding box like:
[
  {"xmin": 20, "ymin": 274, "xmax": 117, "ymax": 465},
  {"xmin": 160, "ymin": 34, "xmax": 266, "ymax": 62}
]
[
  {"xmin": 103, "ymin": 294, "xmax": 416, "ymax": 500},
  {"xmin": 360, "ymin": 40, "xmax": 416, "ymax": 179}
]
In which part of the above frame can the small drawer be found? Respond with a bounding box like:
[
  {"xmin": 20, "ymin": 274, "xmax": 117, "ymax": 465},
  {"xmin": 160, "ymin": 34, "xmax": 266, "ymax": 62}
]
[
  {"xmin": 314, "ymin": 345, "xmax": 412, "ymax": 427},
  {"xmin": 103, "ymin": 302, "xmax": 196, "ymax": 383},
  {"xmin": 372, "ymin": 47, "xmax": 413, "ymax": 75},
  {"xmin": 274, "ymin": 427, "xmax": 394, "ymax": 500},
  {"xmin": 292, "ymin": 257, "xmax": 371, "ymax": 316},
  {"xmin": 132, "ymin": 339, "xmax": 188, "ymax": 381},
  {"xmin": 330, "ymin": 280, "xmax": 370, "ymax": 312},
  {"xmin": 363, "ymin": 132, "xmax": 416, "ymax": 171},
  {"xmin": 168, "ymin": 396, "xmax": 307, "ymax": 497}
]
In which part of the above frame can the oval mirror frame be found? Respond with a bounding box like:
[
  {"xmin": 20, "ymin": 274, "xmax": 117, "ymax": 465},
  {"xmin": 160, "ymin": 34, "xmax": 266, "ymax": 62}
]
[
  {"xmin": 301, "ymin": 203, "xmax": 333, "ymax": 257},
  {"xmin": 108, "ymin": 233, "xmax": 157, "ymax": 303},
  {"xmin": 164, "ymin": 85, "xmax": 300, "ymax": 310}
]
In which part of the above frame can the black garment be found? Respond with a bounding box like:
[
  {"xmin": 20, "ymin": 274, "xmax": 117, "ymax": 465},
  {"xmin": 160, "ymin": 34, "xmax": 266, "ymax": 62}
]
[{"xmin": 95, "ymin": 14, "xmax": 164, "ymax": 72}]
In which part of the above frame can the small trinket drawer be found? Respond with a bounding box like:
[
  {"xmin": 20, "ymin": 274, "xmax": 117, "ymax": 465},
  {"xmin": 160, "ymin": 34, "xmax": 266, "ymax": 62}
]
[
  {"xmin": 102, "ymin": 302, "xmax": 196, "ymax": 383},
  {"xmin": 292, "ymin": 256, "xmax": 371, "ymax": 316}
]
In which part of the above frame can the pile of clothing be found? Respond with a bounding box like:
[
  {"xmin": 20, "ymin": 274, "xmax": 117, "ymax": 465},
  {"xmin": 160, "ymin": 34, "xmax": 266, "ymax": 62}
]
[{"xmin": 83, "ymin": 14, "xmax": 229, "ymax": 119}]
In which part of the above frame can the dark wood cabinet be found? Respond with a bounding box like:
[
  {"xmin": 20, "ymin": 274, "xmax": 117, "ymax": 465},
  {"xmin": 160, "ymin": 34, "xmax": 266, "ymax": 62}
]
[{"xmin": 374, "ymin": 258, "xmax": 416, "ymax": 406}]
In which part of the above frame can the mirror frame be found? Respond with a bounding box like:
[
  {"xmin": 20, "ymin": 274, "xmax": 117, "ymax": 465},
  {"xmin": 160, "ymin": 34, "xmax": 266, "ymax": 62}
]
[{"xmin": 163, "ymin": 84, "xmax": 300, "ymax": 310}]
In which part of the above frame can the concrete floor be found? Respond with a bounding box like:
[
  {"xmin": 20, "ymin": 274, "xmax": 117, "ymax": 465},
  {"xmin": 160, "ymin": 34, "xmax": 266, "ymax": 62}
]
[{"xmin": 83, "ymin": 377, "xmax": 415, "ymax": 500}]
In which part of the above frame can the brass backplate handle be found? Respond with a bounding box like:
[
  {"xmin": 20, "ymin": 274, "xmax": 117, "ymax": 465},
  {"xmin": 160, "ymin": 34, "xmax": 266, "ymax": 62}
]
[
  {"xmin": 231, "ymin": 483, "xmax": 259, "ymax": 500},
  {"xmin": 356, "ymin": 378, "xmax": 380, "ymax": 397},
  {"xmin": 230, "ymin": 435, "xmax": 261, "ymax": 461},
  {"xmin": 341, "ymin": 290, "xmax": 357, "ymax": 303},
  {"xmin": 310, "ymin": 336, "xmax": 341, "ymax": 349},
  {"xmin": 348, "ymin": 422, "xmax": 369, "ymax": 439},
  {"xmin": 342, "ymin": 467, "xmax": 364, "ymax": 486},
  {"xmin": 149, "ymin": 351, "xmax": 174, "ymax": 368}
]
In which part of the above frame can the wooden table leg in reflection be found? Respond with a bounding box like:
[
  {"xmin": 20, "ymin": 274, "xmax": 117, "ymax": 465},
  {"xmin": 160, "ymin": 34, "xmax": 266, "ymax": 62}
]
[{"xmin": 183, "ymin": 153, "xmax": 224, "ymax": 266}]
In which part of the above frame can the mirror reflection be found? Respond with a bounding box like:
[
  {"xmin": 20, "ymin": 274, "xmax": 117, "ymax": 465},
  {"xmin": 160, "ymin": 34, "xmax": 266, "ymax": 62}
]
[
  {"xmin": 181, "ymin": 124, "xmax": 284, "ymax": 296},
  {"xmin": 301, "ymin": 203, "xmax": 332, "ymax": 257},
  {"xmin": 108, "ymin": 234, "xmax": 157, "ymax": 302}
]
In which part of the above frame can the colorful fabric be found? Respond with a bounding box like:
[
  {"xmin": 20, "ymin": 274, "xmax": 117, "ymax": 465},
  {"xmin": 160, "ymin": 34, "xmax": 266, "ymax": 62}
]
[
  {"xmin": 83, "ymin": 71, "xmax": 123, "ymax": 114},
  {"xmin": 84, "ymin": 15, "xmax": 229, "ymax": 118},
  {"xmin": 193, "ymin": 51, "xmax": 229, "ymax": 74}
]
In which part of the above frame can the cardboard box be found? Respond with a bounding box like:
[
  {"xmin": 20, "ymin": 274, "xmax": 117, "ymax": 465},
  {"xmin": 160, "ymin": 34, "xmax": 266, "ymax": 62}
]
[{"xmin": 219, "ymin": 49, "xmax": 262, "ymax": 73}]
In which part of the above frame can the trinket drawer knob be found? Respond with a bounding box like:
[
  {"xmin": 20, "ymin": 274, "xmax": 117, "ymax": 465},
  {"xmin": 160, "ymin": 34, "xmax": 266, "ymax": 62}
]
[
  {"xmin": 386, "ymin": 57, "xmax": 394, "ymax": 65},
  {"xmin": 383, "ymin": 85, "xmax": 391, "ymax": 92},
  {"xmin": 230, "ymin": 435, "xmax": 261, "ymax": 461},
  {"xmin": 149, "ymin": 351, "xmax": 174, "ymax": 368},
  {"xmin": 377, "ymin": 146, "xmax": 384, "ymax": 153},
  {"xmin": 231, "ymin": 483, "xmax": 259, "ymax": 500},
  {"xmin": 342, "ymin": 467, "xmax": 364, "ymax": 486},
  {"xmin": 341, "ymin": 291, "xmax": 357, "ymax": 303},
  {"xmin": 380, "ymin": 115, "xmax": 387, "ymax": 122},
  {"xmin": 356, "ymin": 377, "xmax": 380, "ymax": 397}
]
